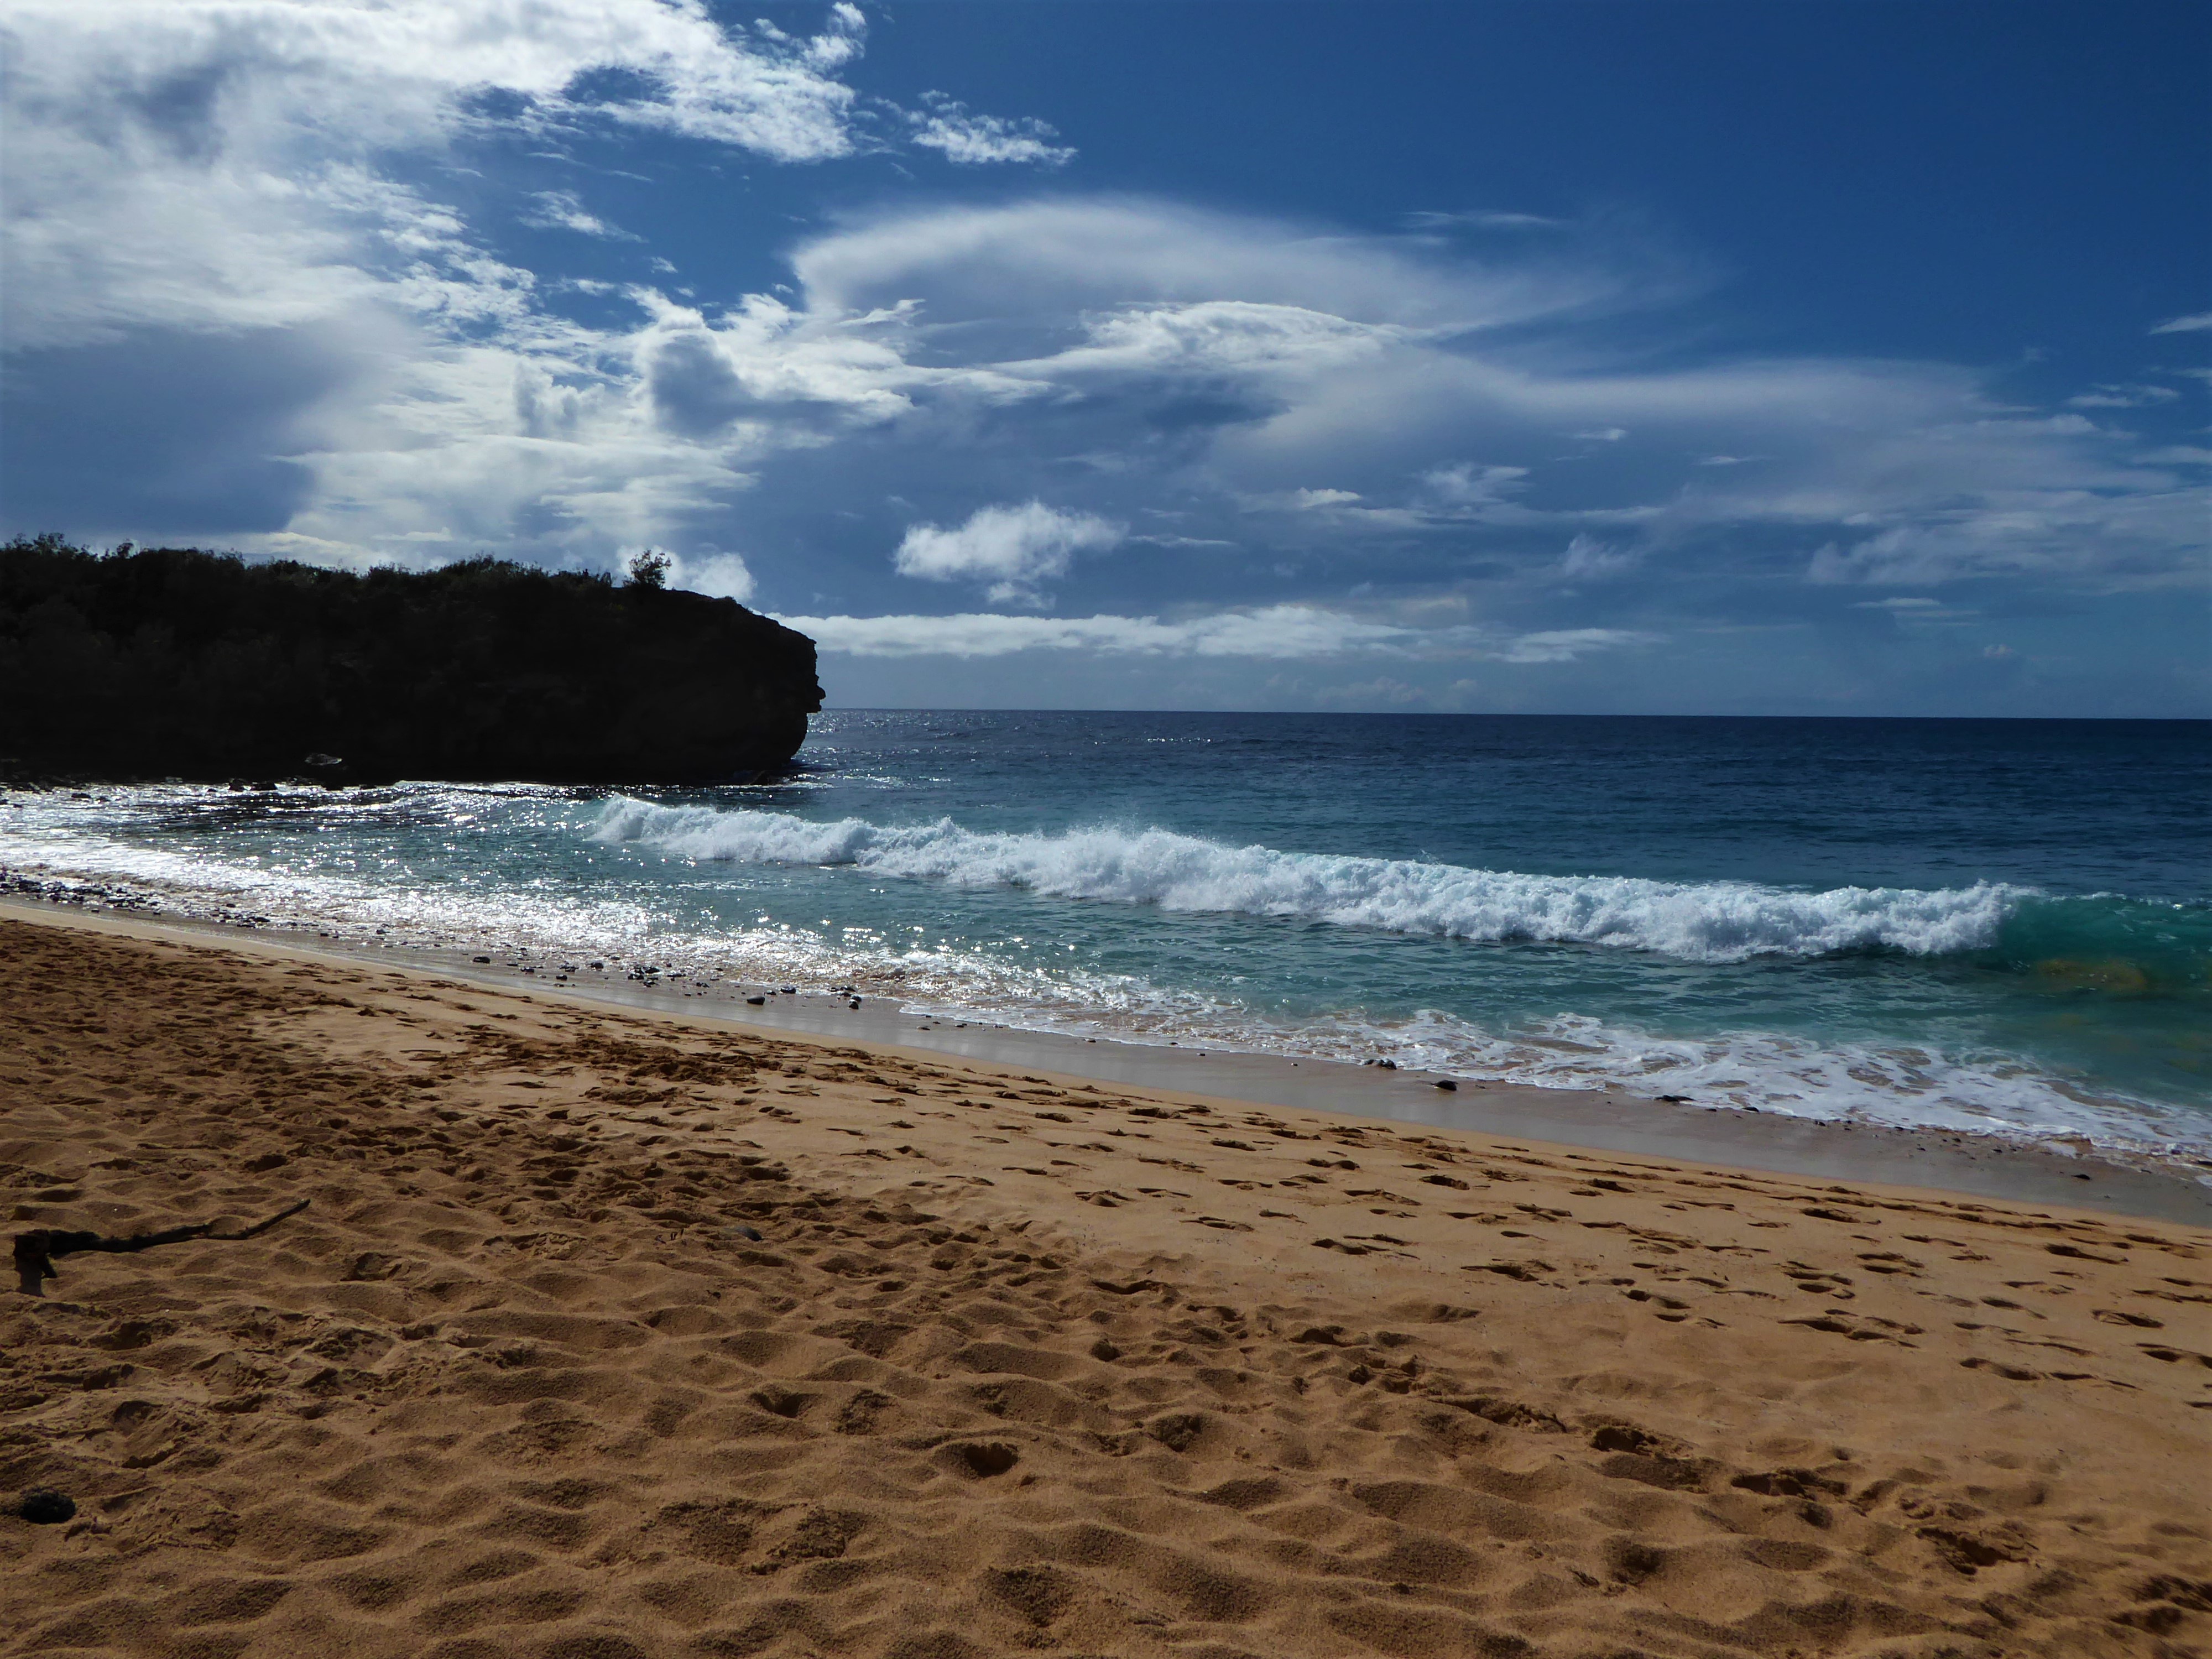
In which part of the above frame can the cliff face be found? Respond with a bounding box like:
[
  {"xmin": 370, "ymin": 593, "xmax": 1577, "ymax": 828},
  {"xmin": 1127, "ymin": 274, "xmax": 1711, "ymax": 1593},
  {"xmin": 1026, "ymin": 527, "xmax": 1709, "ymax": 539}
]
[{"xmin": 0, "ymin": 539, "xmax": 823, "ymax": 784}]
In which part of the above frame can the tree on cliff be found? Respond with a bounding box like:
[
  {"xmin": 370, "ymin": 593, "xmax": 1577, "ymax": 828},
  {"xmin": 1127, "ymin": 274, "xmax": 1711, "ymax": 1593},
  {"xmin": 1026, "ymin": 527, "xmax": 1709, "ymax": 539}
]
[{"xmin": 0, "ymin": 536, "xmax": 822, "ymax": 784}]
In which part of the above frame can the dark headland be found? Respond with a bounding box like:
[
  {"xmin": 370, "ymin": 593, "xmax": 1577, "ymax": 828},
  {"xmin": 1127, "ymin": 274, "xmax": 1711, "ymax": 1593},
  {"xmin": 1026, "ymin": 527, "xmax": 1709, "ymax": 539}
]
[{"xmin": 0, "ymin": 536, "xmax": 822, "ymax": 785}]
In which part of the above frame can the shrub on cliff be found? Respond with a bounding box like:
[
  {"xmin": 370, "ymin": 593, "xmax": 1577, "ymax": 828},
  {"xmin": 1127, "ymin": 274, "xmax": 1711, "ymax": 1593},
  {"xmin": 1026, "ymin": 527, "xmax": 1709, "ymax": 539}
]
[{"xmin": 0, "ymin": 536, "xmax": 822, "ymax": 783}]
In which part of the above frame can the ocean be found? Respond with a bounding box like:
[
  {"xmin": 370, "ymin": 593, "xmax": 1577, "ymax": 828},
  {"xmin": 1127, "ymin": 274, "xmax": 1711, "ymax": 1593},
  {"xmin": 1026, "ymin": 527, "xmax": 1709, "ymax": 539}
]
[{"xmin": 5, "ymin": 711, "xmax": 2208, "ymax": 1166}]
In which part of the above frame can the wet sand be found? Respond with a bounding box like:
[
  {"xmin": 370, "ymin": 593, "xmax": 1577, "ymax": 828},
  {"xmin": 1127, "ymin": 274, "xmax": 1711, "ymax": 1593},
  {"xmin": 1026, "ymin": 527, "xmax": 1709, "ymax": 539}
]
[
  {"xmin": 3, "ymin": 909, "xmax": 2209, "ymax": 1657},
  {"xmin": 11, "ymin": 896, "xmax": 2209, "ymax": 1227}
]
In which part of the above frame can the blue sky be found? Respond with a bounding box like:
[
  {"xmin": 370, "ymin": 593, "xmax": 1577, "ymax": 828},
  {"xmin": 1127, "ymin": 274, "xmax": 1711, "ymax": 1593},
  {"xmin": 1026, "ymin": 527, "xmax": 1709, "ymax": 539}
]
[{"xmin": 4, "ymin": 1, "xmax": 2206, "ymax": 714}]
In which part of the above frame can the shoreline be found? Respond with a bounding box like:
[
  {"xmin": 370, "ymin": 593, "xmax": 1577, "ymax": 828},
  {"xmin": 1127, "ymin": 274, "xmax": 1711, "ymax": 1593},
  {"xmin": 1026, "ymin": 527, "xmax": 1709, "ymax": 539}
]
[
  {"xmin": 8, "ymin": 786, "xmax": 2208, "ymax": 1185},
  {"xmin": 10, "ymin": 894, "xmax": 2208, "ymax": 1225}
]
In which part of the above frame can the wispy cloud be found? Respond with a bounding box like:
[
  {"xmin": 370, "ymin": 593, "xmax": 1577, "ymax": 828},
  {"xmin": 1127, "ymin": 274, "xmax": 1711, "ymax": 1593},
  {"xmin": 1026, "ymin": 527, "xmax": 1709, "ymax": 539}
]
[
  {"xmin": 2064, "ymin": 383, "xmax": 2179, "ymax": 408},
  {"xmin": 521, "ymin": 190, "xmax": 637, "ymax": 240},
  {"xmin": 1403, "ymin": 210, "xmax": 1568, "ymax": 231},
  {"xmin": 775, "ymin": 605, "xmax": 1657, "ymax": 662},
  {"xmin": 1558, "ymin": 533, "xmax": 1639, "ymax": 580},
  {"xmin": 2150, "ymin": 312, "xmax": 2212, "ymax": 335},
  {"xmin": 1850, "ymin": 595, "xmax": 1975, "ymax": 621}
]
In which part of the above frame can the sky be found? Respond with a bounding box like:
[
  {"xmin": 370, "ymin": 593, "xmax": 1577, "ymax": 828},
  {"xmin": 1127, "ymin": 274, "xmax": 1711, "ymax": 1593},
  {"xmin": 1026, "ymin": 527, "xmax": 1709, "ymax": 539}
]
[{"xmin": 3, "ymin": 1, "xmax": 2207, "ymax": 716}]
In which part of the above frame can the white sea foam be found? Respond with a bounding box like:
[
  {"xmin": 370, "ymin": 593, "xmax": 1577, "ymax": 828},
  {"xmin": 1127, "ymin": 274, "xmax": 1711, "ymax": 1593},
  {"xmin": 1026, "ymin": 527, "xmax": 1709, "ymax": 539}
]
[
  {"xmin": 591, "ymin": 800, "xmax": 2025, "ymax": 963},
  {"xmin": 7, "ymin": 784, "xmax": 2201, "ymax": 1162}
]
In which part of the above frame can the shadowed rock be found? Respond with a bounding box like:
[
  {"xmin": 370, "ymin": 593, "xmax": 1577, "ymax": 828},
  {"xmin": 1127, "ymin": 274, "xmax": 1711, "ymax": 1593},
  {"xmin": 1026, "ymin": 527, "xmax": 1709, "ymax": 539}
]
[{"xmin": 0, "ymin": 538, "xmax": 822, "ymax": 784}]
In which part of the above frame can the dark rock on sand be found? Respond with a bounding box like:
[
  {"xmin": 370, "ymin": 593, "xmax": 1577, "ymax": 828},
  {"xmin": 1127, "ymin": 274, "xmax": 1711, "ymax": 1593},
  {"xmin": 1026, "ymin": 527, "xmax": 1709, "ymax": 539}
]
[{"xmin": 14, "ymin": 1490, "xmax": 75, "ymax": 1525}]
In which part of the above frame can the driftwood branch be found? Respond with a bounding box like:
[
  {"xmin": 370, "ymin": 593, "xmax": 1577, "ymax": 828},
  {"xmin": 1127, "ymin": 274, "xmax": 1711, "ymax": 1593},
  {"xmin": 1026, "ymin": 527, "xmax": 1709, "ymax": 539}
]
[{"xmin": 13, "ymin": 1199, "xmax": 310, "ymax": 1296}]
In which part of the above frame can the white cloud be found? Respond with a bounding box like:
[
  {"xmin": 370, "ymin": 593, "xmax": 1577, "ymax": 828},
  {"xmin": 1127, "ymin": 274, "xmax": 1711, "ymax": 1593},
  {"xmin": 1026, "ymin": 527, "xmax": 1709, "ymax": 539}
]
[
  {"xmin": 781, "ymin": 606, "xmax": 1395, "ymax": 658},
  {"xmin": 787, "ymin": 199, "xmax": 1644, "ymax": 338},
  {"xmin": 0, "ymin": 0, "xmax": 1073, "ymax": 570},
  {"xmin": 774, "ymin": 604, "xmax": 1657, "ymax": 662},
  {"xmin": 1404, "ymin": 210, "xmax": 1568, "ymax": 232},
  {"xmin": 3, "ymin": 0, "xmax": 879, "ymax": 350},
  {"xmin": 2150, "ymin": 312, "xmax": 2212, "ymax": 335},
  {"xmin": 1495, "ymin": 628, "xmax": 1653, "ymax": 664},
  {"xmin": 1850, "ymin": 596, "xmax": 1976, "ymax": 623},
  {"xmin": 635, "ymin": 290, "xmax": 1014, "ymax": 434},
  {"xmin": 2065, "ymin": 383, "xmax": 2180, "ymax": 409},
  {"xmin": 1422, "ymin": 462, "xmax": 1530, "ymax": 508},
  {"xmin": 761, "ymin": 199, "xmax": 2198, "ymax": 589},
  {"xmin": 718, "ymin": 195, "xmax": 2212, "ymax": 593},
  {"xmin": 1799, "ymin": 461, "xmax": 2208, "ymax": 586},
  {"xmin": 523, "ymin": 190, "xmax": 637, "ymax": 241},
  {"xmin": 1031, "ymin": 301, "xmax": 1401, "ymax": 379},
  {"xmin": 893, "ymin": 502, "xmax": 1125, "ymax": 602},
  {"xmin": 906, "ymin": 95, "xmax": 1073, "ymax": 166},
  {"xmin": 1558, "ymin": 533, "xmax": 1638, "ymax": 580},
  {"xmin": 661, "ymin": 549, "xmax": 755, "ymax": 601},
  {"xmin": 6, "ymin": 0, "xmax": 2203, "ymax": 656}
]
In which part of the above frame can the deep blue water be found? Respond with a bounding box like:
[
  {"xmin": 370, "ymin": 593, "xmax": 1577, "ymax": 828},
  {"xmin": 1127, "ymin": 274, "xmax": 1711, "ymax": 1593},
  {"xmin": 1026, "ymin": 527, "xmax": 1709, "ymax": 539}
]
[{"xmin": 6, "ymin": 712, "xmax": 2208, "ymax": 1157}]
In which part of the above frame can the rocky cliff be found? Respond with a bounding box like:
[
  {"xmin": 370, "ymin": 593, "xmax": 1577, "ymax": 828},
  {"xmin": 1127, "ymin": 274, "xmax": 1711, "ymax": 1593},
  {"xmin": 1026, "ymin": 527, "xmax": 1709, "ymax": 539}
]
[{"xmin": 0, "ymin": 538, "xmax": 823, "ymax": 784}]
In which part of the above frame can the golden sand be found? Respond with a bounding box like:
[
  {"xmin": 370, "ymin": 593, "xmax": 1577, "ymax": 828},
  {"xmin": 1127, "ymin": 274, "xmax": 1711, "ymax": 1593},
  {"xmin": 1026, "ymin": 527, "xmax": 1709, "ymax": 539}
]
[{"xmin": 2, "ymin": 912, "xmax": 2206, "ymax": 1657}]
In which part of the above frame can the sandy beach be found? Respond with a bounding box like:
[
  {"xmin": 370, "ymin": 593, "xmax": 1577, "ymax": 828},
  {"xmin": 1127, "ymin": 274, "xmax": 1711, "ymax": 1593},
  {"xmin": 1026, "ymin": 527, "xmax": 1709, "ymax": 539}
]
[{"xmin": 3, "ymin": 908, "xmax": 2208, "ymax": 1658}]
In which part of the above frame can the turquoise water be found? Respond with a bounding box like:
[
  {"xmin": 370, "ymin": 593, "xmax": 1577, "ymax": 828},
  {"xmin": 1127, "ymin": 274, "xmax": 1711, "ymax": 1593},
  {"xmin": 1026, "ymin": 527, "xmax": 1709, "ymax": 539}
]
[{"xmin": 5, "ymin": 712, "xmax": 2208, "ymax": 1160}]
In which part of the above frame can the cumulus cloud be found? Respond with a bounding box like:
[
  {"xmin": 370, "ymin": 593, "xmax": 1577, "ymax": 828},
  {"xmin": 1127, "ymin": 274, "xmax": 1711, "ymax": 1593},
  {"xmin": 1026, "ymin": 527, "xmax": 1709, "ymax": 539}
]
[
  {"xmin": 893, "ymin": 502, "xmax": 1125, "ymax": 602},
  {"xmin": 660, "ymin": 549, "xmax": 755, "ymax": 601},
  {"xmin": 2, "ymin": 0, "xmax": 877, "ymax": 351},
  {"xmin": 905, "ymin": 94, "xmax": 1073, "ymax": 166},
  {"xmin": 0, "ymin": 0, "xmax": 1068, "ymax": 566},
  {"xmin": 3, "ymin": 0, "xmax": 2201, "ymax": 702}
]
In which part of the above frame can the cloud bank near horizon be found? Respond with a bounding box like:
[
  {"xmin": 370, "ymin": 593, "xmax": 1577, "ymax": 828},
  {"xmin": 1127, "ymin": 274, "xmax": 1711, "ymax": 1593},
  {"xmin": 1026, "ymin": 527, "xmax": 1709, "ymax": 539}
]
[{"xmin": 776, "ymin": 604, "xmax": 1656, "ymax": 664}]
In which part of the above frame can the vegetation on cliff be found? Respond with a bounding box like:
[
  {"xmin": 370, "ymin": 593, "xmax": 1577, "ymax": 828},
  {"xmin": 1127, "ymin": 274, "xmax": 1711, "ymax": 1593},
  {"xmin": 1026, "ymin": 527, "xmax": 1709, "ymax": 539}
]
[{"xmin": 0, "ymin": 536, "xmax": 822, "ymax": 784}]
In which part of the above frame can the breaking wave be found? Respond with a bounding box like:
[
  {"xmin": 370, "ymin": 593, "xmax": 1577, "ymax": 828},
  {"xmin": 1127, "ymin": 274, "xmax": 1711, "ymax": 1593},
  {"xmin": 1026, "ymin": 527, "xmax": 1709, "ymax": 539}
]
[{"xmin": 591, "ymin": 800, "xmax": 2028, "ymax": 964}]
